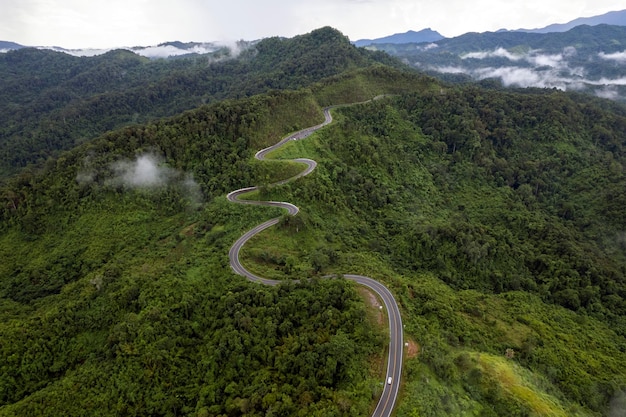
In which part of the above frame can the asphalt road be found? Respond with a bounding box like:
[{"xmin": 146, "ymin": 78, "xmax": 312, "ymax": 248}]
[{"xmin": 227, "ymin": 100, "xmax": 403, "ymax": 417}]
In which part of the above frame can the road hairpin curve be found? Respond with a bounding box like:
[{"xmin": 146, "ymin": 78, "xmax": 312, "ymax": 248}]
[{"xmin": 227, "ymin": 97, "xmax": 403, "ymax": 417}]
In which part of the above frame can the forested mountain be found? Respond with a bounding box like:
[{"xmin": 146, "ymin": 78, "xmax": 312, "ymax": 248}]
[
  {"xmin": 0, "ymin": 27, "xmax": 399, "ymax": 179},
  {"xmin": 364, "ymin": 24, "xmax": 626, "ymax": 101},
  {"xmin": 353, "ymin": 9, "xmax": 626, "ymax": 48},
  {"xmin": 1, "ymin": 27, "xmax": 626, "ymax": 417}
]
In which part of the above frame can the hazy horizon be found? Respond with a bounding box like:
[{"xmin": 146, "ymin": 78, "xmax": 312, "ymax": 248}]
[{"xmin": 1, "ymin": 0, "xmax": 624, "ymax": 49}]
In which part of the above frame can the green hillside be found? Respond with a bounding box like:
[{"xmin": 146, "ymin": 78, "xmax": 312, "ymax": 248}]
[
  {"xmin": 255, "ymin": 86, "xmax": 626, "ymax": 415},
  {"xmin": 1, "ymin": 33, "xmax": 626, "ymax": 416},
  {"xmin": 0, "ymin": 27, "xmax": 400, "ymax": 179}
]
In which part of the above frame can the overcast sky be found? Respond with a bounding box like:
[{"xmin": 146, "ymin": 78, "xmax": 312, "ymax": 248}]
[{"xmin": 1, "ymin": 0, "xmax": 624, "ymax": 48}]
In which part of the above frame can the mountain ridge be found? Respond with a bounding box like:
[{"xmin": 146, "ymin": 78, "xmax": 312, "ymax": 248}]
[
  {"xmin": 353, "ymin": 28, "xmax": 444, "ymax": 47},
  {"xmin": 516, "ymin": 8, "xmax": 626, "ymax": 33},
  {"xmin": 352, "ymin": 9, "xmax": 626, "ymax": 47}
]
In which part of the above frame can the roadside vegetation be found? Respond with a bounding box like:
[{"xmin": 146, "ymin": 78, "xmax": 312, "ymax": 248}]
[
  {"xmin": 1, "ymin": 39, "xmax": 626, "ymax": 416},
  {"xmin": 246, "ymin": 86, "xmax": 626, "ymax": 415}
]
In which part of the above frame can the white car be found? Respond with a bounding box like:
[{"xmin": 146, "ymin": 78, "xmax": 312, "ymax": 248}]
[{"xmin": 387, "ymin": 377, "xmax": 393, "ymax": 385}]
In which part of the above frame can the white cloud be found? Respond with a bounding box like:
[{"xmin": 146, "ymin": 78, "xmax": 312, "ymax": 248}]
[
  {"xmin": 599, "ymin": 50, "xmax": 626, "ymax": 62},
  {"xmin": 591, "ymin": 77, "xmax": 626, "ymax": 86},
  {"xmin": 474, "ymin": 66, "xmax": 568, "ymax": 88},
  {"xmin": 132, "ymin": 44, "xmax": 219, "ymax": 59},
  {"xmin": 420, "ymin": 43, "xmax": 439, "ymax": 51},
  {"xmin": 430, "ymin": 65, "xmax": 468, "ymax": 74},
  {"xmin": 111, "ymin": 154, "xmax": 172, "ymax": 188},
  {"xmin": 33, "ymin": 41, "xmax": 247, "ymax": 59},
  {"xmin": 527, "ymin": 52, "xmax": 564, "ymax": 68},
  {"xmin": 98, "ymin": 153, "xmax": 203, "ymax": 204},
  {"xmin": 462, "ymin": 47, "xmax": 580, "ymax": 71},
  {"xmin": 596, "ymin": 86, "xmax": 620, "ymax": 100},
  {"xmin": 563, "ymin": 46, "xmax": 577, "ymax": 57},
  {"xmin": 432, "ymin": 46, "xmax": 622, "ymax": 94},
  {"xmin": 463, "ymin": 47, "xmax": 523, "ymax": 61},
  {"xmin": 427, "ymin": 58, "xmax": 626, "ymax": 99}
]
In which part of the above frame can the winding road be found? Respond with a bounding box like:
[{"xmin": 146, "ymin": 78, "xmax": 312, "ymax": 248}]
[{"xmin": 227, "ymin": 100, "xmax": 403, "ymax": 417}]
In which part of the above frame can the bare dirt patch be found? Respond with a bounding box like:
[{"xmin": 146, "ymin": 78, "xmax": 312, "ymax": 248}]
[
  {"xmin": 358, "ymin": 287, "xmax": 384, "ymax": 326},
  {"xmin": 406, "ymin": 338, "xmax": 420, "ymax": 358}
]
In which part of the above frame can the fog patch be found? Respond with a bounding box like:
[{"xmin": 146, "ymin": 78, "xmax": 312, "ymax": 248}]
[
  {"xmin": 46, "ymin": 47, "xmax": 113, "ymax": 57},
  {"xmin": 425, "ymin": 45, "xmax": 626, "ymax": 99},
  {"xmin": 474, "ymin": 66, "xmax": 570, "ymax": 89},
  {"xmin": 77, "ymin": 152, "xmax": 203, "ymax": 205},
  {"xmin": 34, "ymin": 41, "xmax": 249, "ymax": 59},
  {"xmin": 430, "ymin": 65, "xmax": 468, "ymax": 74},
  {"xmin": 599, "ymin": 50, "xmax": 626, "ymax": 63},
  {"xmin": 596, "ymin": 87, "xmax": 620, "ymax": 100},
  {"xmin": 206, "ymin": 40, "xmax": 252, "ymax": 64},
  {"xmin": 462, "ymin": 47, "xmax": 523, "ymax": 61},
  {"xmin": 218, "ymin": 40, "xmax": 249, "ymax": 58},
  {"xmin": 419, "ymin": 43, "xmax": 439, "ymax": 51},
  {"xmin": 110, "ymin": 154, "xmax": 173, "ymax": 188},
  {"xmin": 609, "ymin": 389, "xmax": 626, "ymax": 417},
  {"xmin": 462, "ymin": 47, "xmax": 578, "ymax": 70},
  {"xmin": 134, "ymin": 44, "xmax": 219, "ymax": 59},
  {"xmin": 594, "ymin": 77, "xmax": 626, "ymax": 86},
  {"xmin": 527, "ymin": 52, "xmax": 566, "ymax": 69}
]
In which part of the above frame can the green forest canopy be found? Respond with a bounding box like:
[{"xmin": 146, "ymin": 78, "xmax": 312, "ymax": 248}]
[{"xmin": 1, "ymin": 39, "xmax": 626, "ymax": 416}]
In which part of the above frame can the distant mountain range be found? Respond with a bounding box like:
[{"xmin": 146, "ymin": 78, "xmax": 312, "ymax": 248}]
[
  {"xmin": 354, "ymin": 9, "xmax": 626, "ymax": 47},
  {"xmin": 364, "ymin": 24, "xmax": 626, "ymax": 101},
  {"xmin": 0, "ymin": 40, "xmax": 228, "ymax": 58},
  {"xmin": 516, "ymin": 9, "xmax": 626, "ymax": 33}
]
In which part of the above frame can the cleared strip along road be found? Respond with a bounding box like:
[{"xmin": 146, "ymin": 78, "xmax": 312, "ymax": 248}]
[{"xmin": 227, "ymin": 101, "xmax": 403, "ymax": 417}]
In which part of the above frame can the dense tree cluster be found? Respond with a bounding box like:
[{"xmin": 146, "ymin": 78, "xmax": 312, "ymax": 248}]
[
  {"xmin": 0, "ymin": 27, "xmax": 403, "ymax": 178},
  {"xmin": 259, "ymin": 87, "xmax": 626, "ymax": 414},
  {"xmin": 2, "ymin": 41, "xmax": 626, "ymax": 415}
]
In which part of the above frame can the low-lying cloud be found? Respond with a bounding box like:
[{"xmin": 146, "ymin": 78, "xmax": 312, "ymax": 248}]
[
  {"xmin": 596, "ymin": 86, "xmax": 620, "ymax": 100},
  {"xmin": 111, "ymin": 154, "xmax": 173, "ymax": 188},
  {"xmin": 462, "ymin": 47, "xmax": 522, "ymax": 61},
  {"xmin": 474, "ymin": 66, "xmax": 567, "ymax": 89},
  {"xmin": 28, "ymin": 41, "xmax": 250, "ymax": 60},
  {"xmin": 132, "ymin": 44, "xmax": 219, "ymax": 59},
  {"xmin": 419, "ymin": 43, "xmax": 439, "ymax": 51},
  {"xmin": 599, "ymin": 50, "xmax": 626, "ymax": 63},
  {"xmin": 78, "ymin": 152, "xmax": 202, "ymax": 204},
  {"xmin": 427, "ymin": 46, "xmax": 626, "ymax": 100},
  {"xmin": 462, "ymin": 47, "xmax": 577, "ymax": 71}
]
